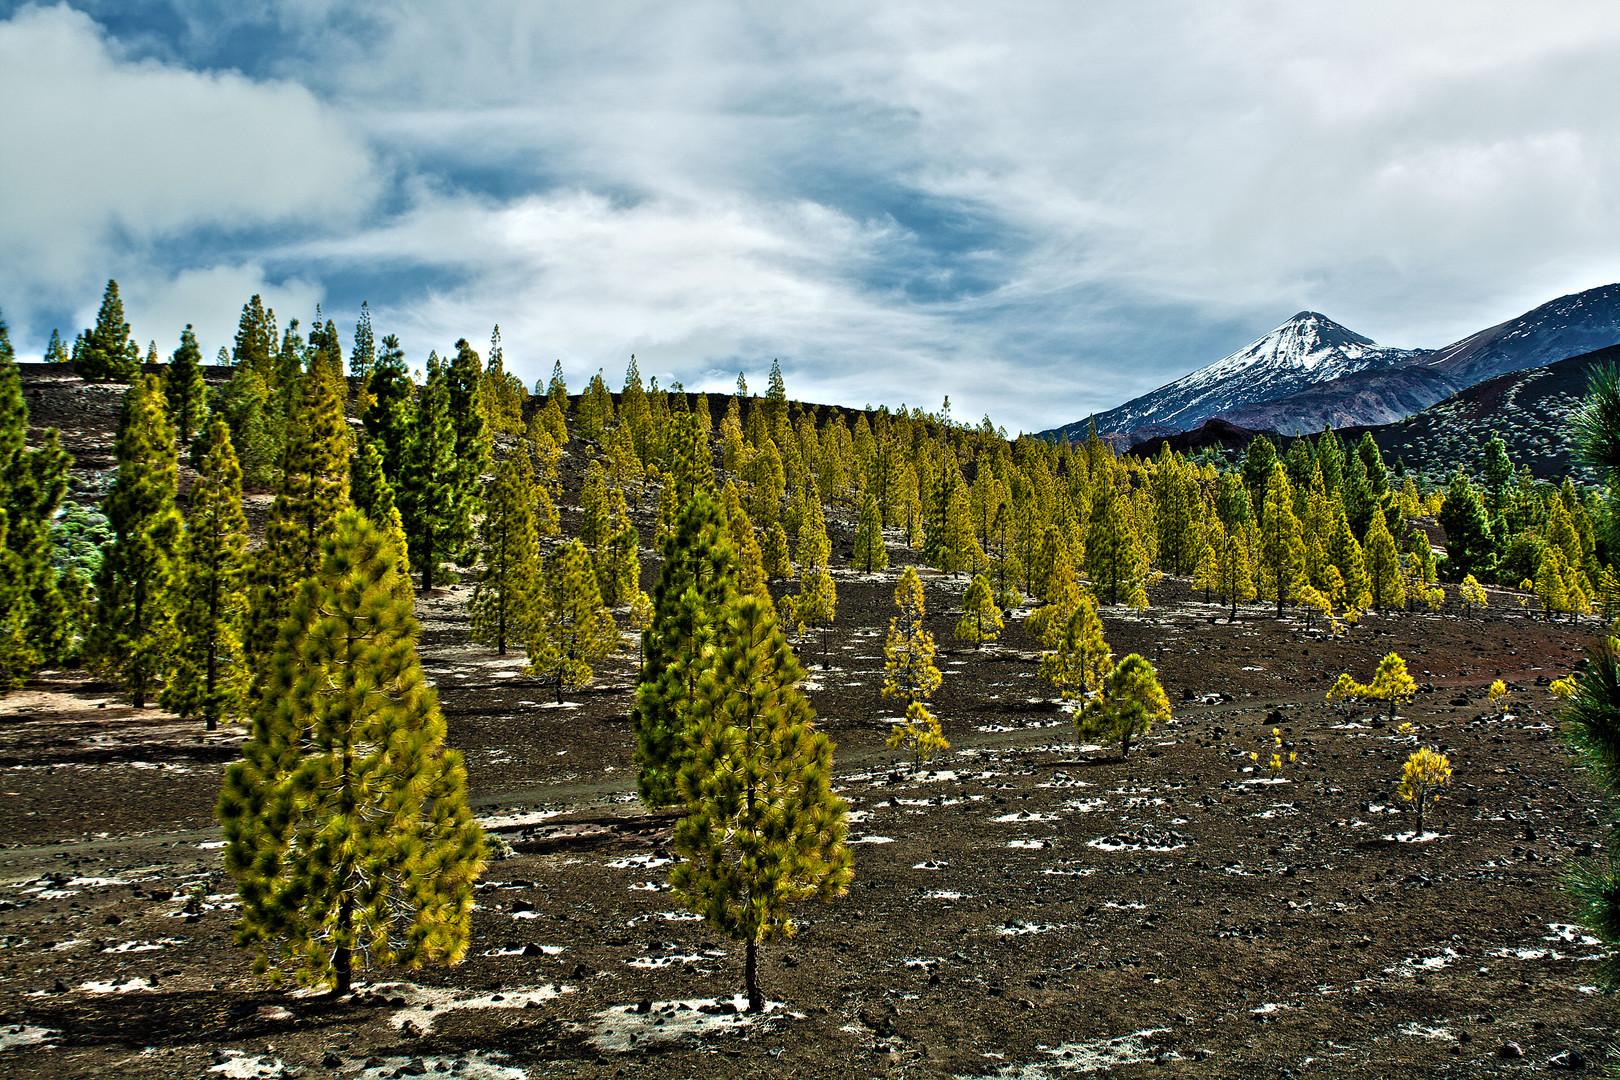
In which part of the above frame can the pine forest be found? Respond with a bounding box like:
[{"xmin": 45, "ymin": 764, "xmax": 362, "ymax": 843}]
[{"xmin": 4, "ymin": 283, "xmax": 1620, "ymax": 1076}]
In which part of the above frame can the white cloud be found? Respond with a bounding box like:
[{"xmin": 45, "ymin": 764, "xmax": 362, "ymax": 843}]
[
  {"xmin": 9, "ymin": 1, "xmax": 1620, "ymax": 429},
  {"xmin": 115, "ymin": 264, "xmax": 324, "ymax": 365},
  {"xmin": 0, "ymin": 3, "xmax": 373, "ymax": 304}
]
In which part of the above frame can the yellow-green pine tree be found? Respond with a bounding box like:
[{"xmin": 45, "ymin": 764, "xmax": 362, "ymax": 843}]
[
  {"xmin": 526, "ymin": 539, "xmax": 618, "ymax": 703},
  {"xmin": 469, "ymin": 457, "xmax": 541, "ymax": 655},
  {"xmin": 671, "ymin": 594, "xmax": 851, "ymax": 1014},
  {"xmin": 218, "ymin": 510, "xmax": 484, "ymax": 994},
  {"xmin": 163, "ymin": 415, "xmax": 248, "ymax": 730},
  {"xmin": 1076, "ymin": 653, "xmax": 1170, "ymax": 758},
  {"xmin": 955, "ymin": 572, "xmax": 1003, "ymax": 648}
]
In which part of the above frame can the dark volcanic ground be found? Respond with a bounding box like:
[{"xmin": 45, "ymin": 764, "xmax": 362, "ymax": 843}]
[{"xmin": 0, "ymin": 569, "xmax": 1612, "ymax": 1079}]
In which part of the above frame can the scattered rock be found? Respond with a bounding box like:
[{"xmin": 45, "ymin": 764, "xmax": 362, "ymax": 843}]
[{"xmin": 1499, "ymin": 1041, "xmax": 1524, "ymax": 1059}]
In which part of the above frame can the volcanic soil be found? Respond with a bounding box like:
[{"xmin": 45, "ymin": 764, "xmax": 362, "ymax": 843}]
[{"xmin": 0, "ymin": 567, "xmax": 1613, "ymax": 1079}]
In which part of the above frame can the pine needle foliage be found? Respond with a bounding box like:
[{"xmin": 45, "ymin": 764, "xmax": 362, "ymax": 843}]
[
  {"xmin": 219, "ymin": 510, "xmax": 484, "ymax": 994},
  {"xmin": 954, "ymin": 573, "xmax": 1002, "ymax": 648},
  {"xmin": 525, "ymin": 539, "xmax": 618, "ymax": 704},
  {"xmin": 469, "ymin": 457, "xmax": 540, "ymax": 655},
  {"xmin": 163, "ymin": 415, "xmax": 248, "ymax": 730},
  {"xmin": 71, "ymin": 280, "xmax": 141, "ymax": 382},
  {"xmin": 671, "ymin": 593, "xmax": 852, "ymax": 1013},
  {"xmin": 86, "ymin": 375, "xmax": 182, "ymax": 706},
  {"xmin": 1076, "ymin": 653, "xmax": 1170, "ymax": 759},
  {"xmin": 633, "ymin": 490, "xmax": 738, "ymax": 808}
]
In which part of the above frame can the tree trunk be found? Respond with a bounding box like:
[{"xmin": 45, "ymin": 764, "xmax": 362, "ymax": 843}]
[
  {"xmin": 745, "ymin": 937, "xmax": 763, "ymax": 1014},
  {"xmin": 421, "ymin": 527, "xmax": 434, "ymax": 592}
]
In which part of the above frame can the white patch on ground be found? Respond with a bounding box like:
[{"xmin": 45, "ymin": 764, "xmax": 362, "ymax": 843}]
[
  {"xmin": 1007, "ymin": 840, "xmax": 1051, "ymax": 849},
  {"xmin": 1400, "ymin": 1022, "xmax": 1456, "ymax": 1040},
  {"xmin": 103, "ymin": 937, "xmax": 185, "ymax": 953},
  {"xmin": 996, "ymin": 921, "xmax": 1067, "ymax": 936},
  {"xmin": 628, "ymin": 881, "xmax": 668, "ymax": 891},
  {"xmin": 580, "ymin": 996, "xmax": 796, "ymax": 1053},
  {"xmin": 985, "ymin": 1029, "xmax": 1172, "ymax": 1077},
  {"xmin": 1547, "ymin": 923, "xmax": 1604, "ymax": 945},
  {"xmin": 537, "ymin": 701, "xmax": 583, "ymax": 709},
  {"xmin": 78, "ymin": 977, "xmax": 154, "ymax": 993},
  {"xmin": 198, "ymin": 840, "xmax": 226, "ymax": 849},
  {"xmin": 347, "ymin": 1052, "xmax": 525, "ymax": 1079},
  {"xmin": 849, "ymin": 835, "xmax": 895, "ymax": 845},
  {"xmin": 913, "ymin": 860, "xmax": 948, "ymax": 870},
  {"xmin": 845, "ymin": 810, "xmax": 873, "ymax": 823},
  {"xmin": 1250, "ymin": 1002, "xmax": 1286, "ymax": 1014},
  {"xmin": 1088, "ymin": 837, "xmax": 1185, "ymax": 853},
  {"xmin": 208, "ymin": 1050, "xmax": 288, "ymax": 1077},
  {"xmin": 475, "ymin": 808, "xmax": 567, "ymax": 830},
  {"xmin": 992, "ymin": 812, "xmax": 1059, "ymax": 823},
  {"xmin": 0, "ymin": 1024, "xmax": 56, "ymax": 1049},
  {"xmin": 1379, "ymin": 831, "xmax": 1440, "ymax": 843},
  {"xmin": 481, "ymin": 944, "xmax": 565, "ymax": 957},
  {"xmin": 628, "ymin": 911, "xmax": 702, "ymax": 924},
  {"xmin": 1240, "ymin": 777, "xmax": 1292, "ymax": 786},
  {"xmin": 1041, "ymin": 866, "xmax": 1097, "ymax": 877},
  {"xmin": 606, "ymin": 855, "xmax": 673, "ymax": 870},
  {"xmin": 626, "ymin": 953, "xmax": 719, "ymax": 969},
  {"xmin": 1063, "ymin": 799, "xmax": 1107, "ymax": 813},
  {"xmin": 1102, "ymin": 901, "xmax": 1146, "ymax": 910},
  {"xmin": 923, "ymin": 890, "xmax": 964, "ymax": 900},
  {"xmin": 371, "ymin": 980, "xmax": 573, "ymax": 1033}
]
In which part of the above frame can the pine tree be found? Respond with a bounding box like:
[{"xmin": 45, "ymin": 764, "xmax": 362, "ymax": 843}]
[
  {"xmin": 245, "ymin": 366, "xmax": 351, "ymax": 672},
  {"xmin": 1326, "ymin": 651, "xmax": 1415, "ymax": 723},
  {"xmin": 1038, "ymin": 595, "xmax": 1110, "ymax": 706},
  {"xmin": 1085, "ymin": 474, "xmax": 1149, "ymax": 607},
  {"xmin": 42, "ymin": 329, "xmax": 69, "ymax": 365},
  {"xmin": 399, "ymin": 353, "xmax": 459, "ymax": 591},
  {"xmin": 671, "ymin": 593, "xmax": 852, "ymax": 1013},
  {"xmin": 526, "ymin": 539, "xmax": 619, "ymax": 703},
  {"xmin": 1438, "ymin": 471, "xmax": 1496, "ymax": 581},
  {"xmin": 469, "ymin": 457, "xmax": 540, "ymax": 655},
  {"xmin": 634, "ymin": 491, "xmax": 738, "ymax": 807},
  {"xmin": 1327, "ymin": 505, "xmax": 1371, "ymax": 611},
  {"xmin": 763, "ymin": 521, "xmax": 792, "ymax": 580},
  {"xmin": 882, "ymin": 567, "xmax": 947, "ymax": 762},
  {"xmin": 349, "ymin": 302, "xmax": 376, "ymax": 381},
  {"xmin": 1363, "ymin": 507, "xmax": 1405, "ymax": 613},
  {"xmin": 0, "ymin": 317, "xmax": 73, "ymax": 683},
  {"xmin": 1557, "ymin": 637, "xmax": 1620, "ymax": 992},
  {"xmin": 349, "ymin": 435, "xmax": 411, "ymax": 587},
  {"xmin": 577, "ymin": 369, "xmax": 614, "ymax": 441},
  {"xmin": 479, "ymin": 325, "xmax": 526, "ymax": 436},
  {"xmin": 232, "ymin": 294, "xmax": 279, "ymax": 381},
  {"xmin": 447, "ymin": 337, "xmax": 491, "ymax": 536},
  {"xmin": 218, "ymin": 510, "xmax": 484, "ymax": 993},
  {"xmin": 852, "ymin": 491, "xmax": 887, "ymax": 572},
  {"xmin": 72, "ymin": 280, "xmax": 141, "ymax": 382},
  {"xmin": 363, "ymin": 334, "xmax": 415, "ymax": 490},
  {"xmin": 86, "ymin": 376, "xmax": 182, "ymax": 706},
  {"xmin": 955, "ymin": 573, "xmax": 1003, "ymax": 648},
  {"xmin": 1076, "ymin": 653, "xmax": 1170, "ymax": 759},
  {"xmin": 1214, "ymin": 523, "xmax": 1257, "ymax": 622},
  {"xmin": 163, "ymin": 416, "xmax": 248, "ymax": 730},
  {"xmin": 787, "ymin": 484, "xmax": 836, "ymax": 665},
  {"xmin": 211, "ymin": 362, "xmax": 277, "ymax": 488},
  {"xmin": 165, "ymin": 324, "xmax": 208, "ymax": 445},
  {"xmin": 1257, "ymin": 463, "xmax": 1306, "ymax": 618}
]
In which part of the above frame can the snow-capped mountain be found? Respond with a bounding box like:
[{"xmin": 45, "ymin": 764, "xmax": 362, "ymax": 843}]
[{"xmin": 1064, "ymin": 312, "xmax": 1421, "ymax": 439}]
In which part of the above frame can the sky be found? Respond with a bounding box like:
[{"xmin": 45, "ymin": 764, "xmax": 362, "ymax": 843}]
[{"xmin": 3, "ymin": 2, "xmax": 1620, "ymax": 433}]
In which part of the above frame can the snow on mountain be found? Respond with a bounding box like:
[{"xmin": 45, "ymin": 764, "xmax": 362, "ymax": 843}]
[{"xmin": 1062, "ymin": 312, "xmax": 1419, "ymax": 439}]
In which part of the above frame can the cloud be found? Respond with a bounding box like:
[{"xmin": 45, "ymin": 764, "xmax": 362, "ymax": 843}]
[
  {"xmin": 7, "ymin": 2, "xmax": 1620, "ymax": 430},
  {"xmin": 0, "ymin": 3, "xmax": 373, "ymax": 305}
]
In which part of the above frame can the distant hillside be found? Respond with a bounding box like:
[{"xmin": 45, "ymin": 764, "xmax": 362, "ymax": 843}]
[{"xmin": 1214, "ymin": 366, "xmax": 1462, "ymax": 434}]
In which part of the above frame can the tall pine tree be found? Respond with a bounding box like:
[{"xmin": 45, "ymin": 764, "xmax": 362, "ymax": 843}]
[
  {"xmin": 671, "ymin": 593, "xmax": 852, "ymax": 1013},
  {"xmin": 219, "ymin": 510, "xmax": 484, "ymax": 993},
  {"xmin": 86, "ymin": 376, "xmax": 182, "ymax": 706},
  {"xmin": 72, "ymin": 280, "xmax": 141, "ymax": 382},
  {"xmin": 163, "ymin": 415, "xmax": 248, "ymax": 730},
  {"xmin": 469, "ymin": 457, "xmax": 540, "ymax": 655}
]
